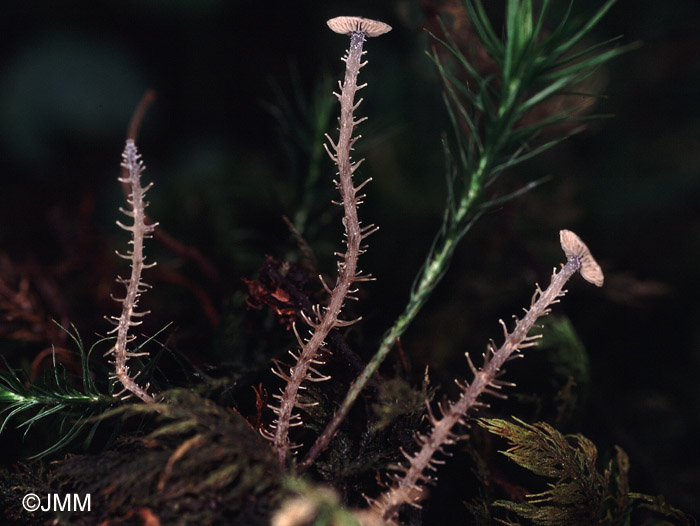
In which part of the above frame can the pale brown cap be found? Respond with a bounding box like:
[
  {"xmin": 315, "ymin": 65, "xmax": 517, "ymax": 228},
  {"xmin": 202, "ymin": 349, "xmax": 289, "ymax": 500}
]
[
  {"xmin": 559, "ymin": 229, "xmax": 604, "ymax": 287},
  {"xmin": 327, "ymin": 16, "xmax": 392, "ymax": 37}
]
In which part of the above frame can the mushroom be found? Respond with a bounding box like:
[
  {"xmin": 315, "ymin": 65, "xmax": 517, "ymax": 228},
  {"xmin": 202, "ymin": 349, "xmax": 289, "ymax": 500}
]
[
  {"xmin": 326, "ymin": 16, "xmax": 392, "ymax": 37},
  {"xmin": 559, "ymin": 229, "xmax": 604, "ymax": 287}
]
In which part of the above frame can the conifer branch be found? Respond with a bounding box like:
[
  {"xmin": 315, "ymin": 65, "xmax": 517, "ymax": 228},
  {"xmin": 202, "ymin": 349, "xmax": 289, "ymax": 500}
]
[
  {"xmin": 105, "ymin": 139, "xmax": 158, "ymax": 404},
  {"xmin": 370, "ymin": 230, "xmax": 603, "ymax": 523},
  {"xmin": 267, "ymin": 18, "xmax": 390, "ymax": 467}
]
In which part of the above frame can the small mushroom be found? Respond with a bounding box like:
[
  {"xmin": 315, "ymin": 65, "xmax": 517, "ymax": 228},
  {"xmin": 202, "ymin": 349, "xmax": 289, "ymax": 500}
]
[
  {"xmin": 327, "ymin": 16, "xmax": 392, "ymax": 37},
  {"xmin": 559, "ymin": 229, "xmax": 604, "ymax": 287}
]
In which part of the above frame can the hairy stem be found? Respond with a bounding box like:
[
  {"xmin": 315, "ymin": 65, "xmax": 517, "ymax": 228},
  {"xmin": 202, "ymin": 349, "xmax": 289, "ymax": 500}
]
[
  {"xmin": 106, "ymin": 139, "xmax": 157, "ymax": 404},
  {"xmin": 271, "ymin": 30, "xmax": 375, "ymax": 466},
  {"xmin": 372, "ymin": 256, "xmax": 583, "ymax": 523}
]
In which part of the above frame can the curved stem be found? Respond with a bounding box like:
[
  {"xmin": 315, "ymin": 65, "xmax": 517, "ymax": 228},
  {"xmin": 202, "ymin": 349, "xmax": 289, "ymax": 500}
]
[
  {"xmin": 272, "ymin": 30, "xmax": 371, "ymax": 466},
  {"xmin": 107, "ymin": 140, "xmax": 157, "ymax": 404},
  {"xmin": 374, "ymin": 257, "xmax": 581, "ymax": 522}
]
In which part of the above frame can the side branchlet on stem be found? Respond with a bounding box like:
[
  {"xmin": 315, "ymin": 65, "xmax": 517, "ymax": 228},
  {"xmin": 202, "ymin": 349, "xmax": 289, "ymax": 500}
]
[
  {"xmin": 265, "ymin": 16, "xmax": 390, "ymax": 467},
  {"xmin": 369, "ymin": 230, "xmax": 603, "ymax": 523},
  {"xmin": 105, "ymin": 139, "xmax": 158, "ymax": 404}
]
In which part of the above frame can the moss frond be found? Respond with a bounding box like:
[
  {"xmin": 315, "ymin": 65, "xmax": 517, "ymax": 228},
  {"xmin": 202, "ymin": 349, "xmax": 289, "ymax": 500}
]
[
  {"xmin": 51, "ymin": 391, "xmax": 282, "ymax": 526},
  {"xmin": 478, "ymin": 417, "xmax": 689, "ymax": 526}
]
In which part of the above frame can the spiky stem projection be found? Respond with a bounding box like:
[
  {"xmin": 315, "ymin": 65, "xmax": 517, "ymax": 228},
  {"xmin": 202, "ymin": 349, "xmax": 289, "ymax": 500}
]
[
  {"xmin": 105, "ymin": 139, "xmax": 158, "ymax": 404},
  {"xmin": 371, "ymin": 232, "xmax": 601, "ymax": 523},
  {"xmin": 269, "ymin": 29, "xmax": 378, "ymax": 466}
]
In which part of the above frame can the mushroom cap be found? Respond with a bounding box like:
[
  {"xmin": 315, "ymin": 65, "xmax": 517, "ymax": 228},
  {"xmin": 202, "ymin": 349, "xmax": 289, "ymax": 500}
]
[
  {"xmin": 327, "ymin": 16, "xmax": 392, "ymax": 37},
  {"xmin": 559, "ymin": 230, "xmax": 604, "ymax": 287}
]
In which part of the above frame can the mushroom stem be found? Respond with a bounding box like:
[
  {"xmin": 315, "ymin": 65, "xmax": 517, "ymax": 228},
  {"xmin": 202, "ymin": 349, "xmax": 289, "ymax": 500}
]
[
  {"xmin": 105, "ymin": 140, "xmax": 157, "ymax": 404},
  {"xmin": 370, "ymin": 233, "xmax": 599, "ymax": 523},
  {"xmin": 269, "ymin": 22, "xmax": 382, "ymax": 467}
]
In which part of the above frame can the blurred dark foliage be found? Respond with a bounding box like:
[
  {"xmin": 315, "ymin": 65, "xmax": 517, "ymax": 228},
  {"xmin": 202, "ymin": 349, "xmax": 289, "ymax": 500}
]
[
  {"xmin": 0, "ymin": 0, "xmax": 699, "ymax": 521},
  {"xmin": 50, "ymin": 391, "xmax": 282, "ymax": 526}
]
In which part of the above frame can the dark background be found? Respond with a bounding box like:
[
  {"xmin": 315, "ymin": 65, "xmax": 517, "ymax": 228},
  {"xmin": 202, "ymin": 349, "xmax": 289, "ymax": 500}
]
[{"xmin": 1, "ymin": 0, "xmax": 698, "ymax": 519}]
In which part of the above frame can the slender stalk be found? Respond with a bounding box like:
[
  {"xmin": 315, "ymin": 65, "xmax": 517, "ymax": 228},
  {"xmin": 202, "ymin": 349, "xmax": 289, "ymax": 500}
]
[
  {"xmin": 372, "ymin": 251, "xmax": 588, "ymax": 523},
  {"xmin": 270, "ymin": 29, "xmax": 377, "ymax": 466},
  {"xmin": 106, "ymin": 139, "xmax": 157, "ymax": 404}
]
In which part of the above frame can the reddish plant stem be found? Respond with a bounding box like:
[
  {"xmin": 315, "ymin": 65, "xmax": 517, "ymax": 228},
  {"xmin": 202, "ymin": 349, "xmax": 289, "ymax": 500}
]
[
  {"xmin": 121, "ymin": 90, "xmax": 222, "ymax": 286},
  {"xmin": 127, "ymin": 89, "xmax": 157, "ymax": 142}
]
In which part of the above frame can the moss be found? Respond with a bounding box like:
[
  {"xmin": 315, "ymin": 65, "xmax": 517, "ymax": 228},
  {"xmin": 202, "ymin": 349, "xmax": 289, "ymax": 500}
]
[{"xmin": 49, "ymin": 391, "xmax": 283, "ymax": 526}]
